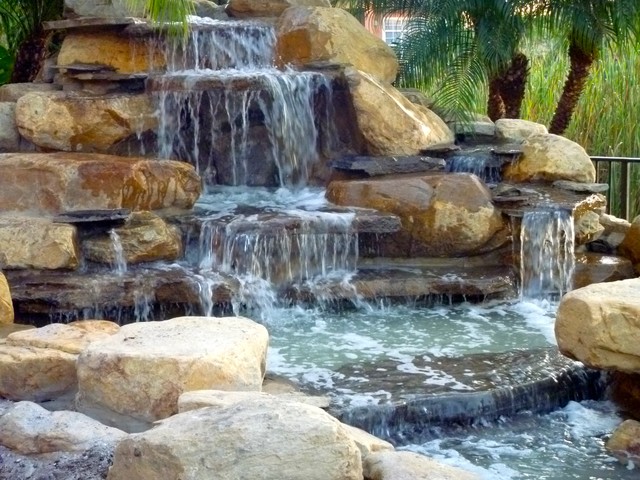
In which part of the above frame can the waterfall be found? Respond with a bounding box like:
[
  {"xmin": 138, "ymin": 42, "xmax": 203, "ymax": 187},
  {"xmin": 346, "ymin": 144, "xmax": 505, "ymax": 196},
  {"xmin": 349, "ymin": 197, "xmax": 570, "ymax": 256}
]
[
  {"xmin": 154, "ymin": 19, "xmax": 335, "ymax": 188},
  {"xmin": 446, "ymin": 150, "xmax": 502, "ymax": 185},
  {"xmin": 109, "ymin": 230, "xmax": 128, "ymax": 276},
  {"xmin": 519, "ymin": 209, "xmax": 575, "ymax": 299}
]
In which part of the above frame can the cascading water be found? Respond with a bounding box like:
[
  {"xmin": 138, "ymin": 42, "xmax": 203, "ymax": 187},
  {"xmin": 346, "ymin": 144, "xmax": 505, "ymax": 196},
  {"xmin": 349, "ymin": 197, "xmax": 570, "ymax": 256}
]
[
  {"xmin": 519, "ymin": 209, "xmax": 575, "ymax": 299},
  {"xmin": 154, "ymin": 18, "xmax": 334, "ymax": 188},
  {"xmin": 109, "ymin": 230, "xmax": 128, "ymax": 276}
]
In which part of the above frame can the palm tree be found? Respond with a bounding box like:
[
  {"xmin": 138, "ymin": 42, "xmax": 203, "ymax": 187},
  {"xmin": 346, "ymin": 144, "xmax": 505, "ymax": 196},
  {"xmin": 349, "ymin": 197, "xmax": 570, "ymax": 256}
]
[
  {"xmin": 0, "ymin": 0, "xmax": 192, "ymax": 85},
  {"xmin": 338, "ymin": 0, "xmax": 534, "ymax": 122},
  {"xmin": 541, "ymin": 0, "xmax": 640, "ymax": 134}
]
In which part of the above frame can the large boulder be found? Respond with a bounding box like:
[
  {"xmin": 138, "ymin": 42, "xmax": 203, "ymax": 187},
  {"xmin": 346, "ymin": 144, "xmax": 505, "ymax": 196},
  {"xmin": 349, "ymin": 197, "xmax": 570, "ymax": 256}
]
[
  {"xmin": 227, "ymin": 0, "xmax": 330, "ymax": 18},
  {"xmin": 277, "ymin": 7, "xmax": 398, "ymax": 84},
  {"xmin": 345, "ymin": 69, "xmax": 454, "ymax": 155},
  {"xmin": 0, "ymin": 217, "xmax": 80, "ymax": 270},
  {"xmin": 619, "ymin": 215, "xmax": 640, "ymax": 272},
  {"xmin": 15, "ymin": 91, "xmax": 156, "ymax": 152},
  {"xmin": 326, "ymin": 173, "xmax": 506, "ymax": 257},
  {"xmin": 83, "ymin": 211, "xmax": 182, "ymax": 265},
  {"xmin": 57, "ymin": 32, "xmax": 166, "ymax": 74},
  {"xmin": 0, "ymin": 401, "xmax": 126, "ymax": 455},
  {"xmin": 494, "ymin": 119, "xmax": 548, "ymax": 142},
  {"xmin": 0, "ymin": 103, "xmax": 19, "ymax": 152},
  {"xmin": 76, "ymin": 316, "xmax": 269, "ymax": 430},
  {"xmin": 363, "ymin": 450, "xmax": 480, "ymax": 480},
  {"xmin": 0, "ymin": 321, "xmax": 120, "ymax": 401},
  {"xmin": 599, "ymin": 214, "xmax": 630, "ymax": 251},
  {"xmin": 107, "ymin": 397, "xmax": 363, "ymax": 480},
  {"xmin": 178, "ymin": 388, "xmax": 330, "ymax": 412},
  {"xmin": 555, "ymin": 278, "xmax": 640, "ymax": 372},
  {"xmin": 0, "ymin": 152, "xmax": 201, "ymax": 214},
  {"xmin": 503, "ymin": 133, "xmax": 596, "ymax": 183},
  {"xmin": 0, "ymin": 272, "xmax": 13, "ymax": 324}
]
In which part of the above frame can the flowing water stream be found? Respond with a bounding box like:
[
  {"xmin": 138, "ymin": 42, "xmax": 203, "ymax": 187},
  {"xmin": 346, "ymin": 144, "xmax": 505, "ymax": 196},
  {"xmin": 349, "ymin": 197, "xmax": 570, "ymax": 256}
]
[{"xmin": 146, "ymin": 18, "xmax": 633, "ymax": 479}]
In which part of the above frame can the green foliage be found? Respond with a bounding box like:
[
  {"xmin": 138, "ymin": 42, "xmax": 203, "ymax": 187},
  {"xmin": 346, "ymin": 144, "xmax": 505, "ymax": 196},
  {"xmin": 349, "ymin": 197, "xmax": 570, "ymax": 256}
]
[
  {"xmin": 124, "ymin": 0, "xmax": 195, "ymax": 38},
  {"xmin": 0, "ymin": 44, "xmax": 12, "ymax": 84}
]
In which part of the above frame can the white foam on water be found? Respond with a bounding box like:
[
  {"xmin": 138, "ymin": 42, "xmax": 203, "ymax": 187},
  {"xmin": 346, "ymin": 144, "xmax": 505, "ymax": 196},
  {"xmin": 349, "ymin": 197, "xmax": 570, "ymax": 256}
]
[{"xmin": 559, "ymin": 400, "xmax": 623, "ymax": 440}]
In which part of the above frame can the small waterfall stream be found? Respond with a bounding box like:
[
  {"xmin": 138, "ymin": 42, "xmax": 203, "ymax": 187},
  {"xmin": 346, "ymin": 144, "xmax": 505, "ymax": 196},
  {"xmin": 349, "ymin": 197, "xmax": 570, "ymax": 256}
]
[{"xmin": 109, "ymin": 230, "xmax": 128, "ymax": 276}]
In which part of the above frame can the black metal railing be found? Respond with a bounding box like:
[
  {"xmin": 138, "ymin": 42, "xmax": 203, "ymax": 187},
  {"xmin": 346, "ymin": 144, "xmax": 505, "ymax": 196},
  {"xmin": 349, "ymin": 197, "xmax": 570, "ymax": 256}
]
[{"xmin": 591, "ymin": 156, "xmax": 640, "ymax": 221}]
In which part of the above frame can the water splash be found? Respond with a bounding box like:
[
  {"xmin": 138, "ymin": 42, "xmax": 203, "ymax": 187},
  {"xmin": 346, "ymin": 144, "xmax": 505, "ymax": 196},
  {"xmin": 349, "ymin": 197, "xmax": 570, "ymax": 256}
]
[
  {"xmin": 109, "ymin": 230, "xmax": 128, "ymax": 276},
  {"xmin": 519, "ymin": 209, "xmax": 575, "ymax": 299}
]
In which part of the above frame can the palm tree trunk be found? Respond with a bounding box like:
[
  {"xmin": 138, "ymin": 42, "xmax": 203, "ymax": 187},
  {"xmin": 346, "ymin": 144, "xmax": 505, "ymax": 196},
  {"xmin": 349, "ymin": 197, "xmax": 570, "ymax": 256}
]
[
  {"xmin": 549, "ymin": 42, "xmax": 595, "ymax": 135},
  {"xmin": 499, "ymin": 52, "xmax": 529, "ymax": 119},
  {"xmin": 487, "ymin": 77, "xmax": 505, "ymax": 122},
  {"xmin": 10, "ymin": 29, "xmax": 49, "ymax": 83}
]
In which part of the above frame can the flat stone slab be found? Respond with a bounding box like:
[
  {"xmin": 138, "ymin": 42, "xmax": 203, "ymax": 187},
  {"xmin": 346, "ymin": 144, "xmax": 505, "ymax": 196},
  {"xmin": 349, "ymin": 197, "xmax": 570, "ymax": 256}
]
[
  {"xmin": 43, "ymin": 17, "xmax": 141, "ymax": 31},
  {"xmin": 335, "ymin": 348, "xmax": 603, "ymax": 442},
  {"xmin": 332, "ymin": 155, "xmax": 446, "ymax": 177}
]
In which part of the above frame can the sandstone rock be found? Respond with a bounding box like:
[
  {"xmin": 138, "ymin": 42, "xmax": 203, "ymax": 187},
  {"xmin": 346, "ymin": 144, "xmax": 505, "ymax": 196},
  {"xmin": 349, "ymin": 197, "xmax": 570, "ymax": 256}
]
[
  {"xmin": 6, "ymin": 321, "xmax": 119, "ymax": 354},
  {"xmin": 341, "ymin": 423, "xmax": 394, "ymax": 458},
  {"xmin": 277, "ymin": 7, "xmax": 398, "ymax": 84},
  {"xmin": 610, "ymin": 372, "xmax": 640, "ymax": 420},
  {"xmin": 64, "ymin": 0, "xmax": 144, "ymax": 18},
  {"xmin": 553, "ymin": 180, "xmax": 609, "ymax": 194},
  {"xmin": 0, "ymin": 83, "xmax": 61, "ymax": 103},
  {"xmin": 0, "ymin": 103, "xmax": 19, "ymax": 152},
  {"xmin": 345, "ymin": 69, "xmax": 454, "ymax": 155},
  {"xmin": 555, "ymin": 278, "xmax": 640, "ymax": 372},
  {"xmin": 107, "ymin": 397, "xmax": 363, "ymax": 480},
  {"xmin": 326, "ymin": 173, "xmax": 506, "ymax": 257},
  {"xmin": 193, "ymin": 0, "xmax": 227, "ymax": 18},
  {"xmin": 599, "ymin": 214, "xmax": 630, "ymax": 250},
  {"xmin": 503, "ymin": 134, "xmax": 596, "ymax": 183},
  {"xmin": 495, "ymin": 119, "xmax": 548, "ymax": 142},
  {"xmin": 0, "ymin": 272, "xmax": 13, "ymax": 325},
  {"xmin": 0, "ymin": 401, "xmax": 126, "ymax": 455},
  {"xmin": 0, "ymin": 153, "xmax": 201, "ymax": 214},
  {"xmin": 606, "ymin": 419, "xmax": 640, "ymax": 466},
  {"xmin": 451, "ymin": 119, "xmax": 496, "ymax": 138},
  {"xmin": 574, "ymin": 210, "xmax": 604, "ymax": 245},
  {"xmin": 76, "ymin": 316, "xmax": 269, "ymax": 429},
  {"xmin": 58, "ymin": 32, "xmax": 165, "ymax": 74},
  {"xmin": 619, "ymin": 215, "xmax": 640, "ymax": 271},
  {"xmin": 15, "ymin": 92, "xmax": 157, "ymax": 152},
  {"xmin": 228, "ymin": 0, "xmax": 330, "ymax": 18},
  {"xmin": 399, "ymin": 88, "xmax": 434, "ymax": 109},
  {"xmin": 179, "ymin": 388, "xmax": 330, "ymax": 412},
  {"xmin": 83, "ymin": 211, "xmax": 182, "ymax": 265},
  {"xmin": 0, "ymin": 345, "xmax": 77, "ymax": 401},
  {"xmin": 0, "ymin": 217, "xmax": 80, "ymax": 270},
  {"xmin": 363, "ymin": 450, "xmax": 480, "ymax": 480}
]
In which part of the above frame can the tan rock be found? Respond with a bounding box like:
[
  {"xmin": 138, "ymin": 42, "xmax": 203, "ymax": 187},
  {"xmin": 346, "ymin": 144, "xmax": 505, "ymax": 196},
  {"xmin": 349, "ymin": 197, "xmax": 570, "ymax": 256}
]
[
  {"xmin": 326, "ymin": 173, "xmax": 506, "ymax": 257},
  {"xmin": 572, "ymin": 252, "xmax": 635, "ymax": 289},
  {"xmin": 178, "ymin": 389, "xmax": 329, "ymax": 413},
  {"xmin": 363, "ymin": 450, "xmax": 480, "ymax": 480},
  {"xmin": 0, "ymin": 102, "xmax": 19, "ymax": 152},
  {"xmin": 0, "ymin": 344, "xmax": 77, "ymax": 401},
  {"xmin": 599, "ymin": 214, "xmax": 630, "ymax": 250},
  {"xmin": 619, "ymin": 215, "xmax": 640, "ymax": 271},
  {"xmin": 83, "ymin": 211, "xmax": 182, "ymax": 265},
  {"xmin": 16, "ymin": 91, "xmax": 157, "ymax": 152},
  {"xmin": 64, "ymin": 0, "xmax": 144, "ymax": 17},
  {"xmin": 76, "ymin": 316, "xmax": 269, "ymax": 429},
  {"xmin": 0, "ymin": 401, "xmax": 126, "ymax": 455},
  {"xmin": 6, "ymin": 321, "xmax": 119, "ymax": 354},
  {"xmin": 277, "ymin": 7, "xmax": 398, "ymax": 83},
  {"xmin": 227, "ymin": 0, "xmax": 330, "ymax": 18},
  {"xmin": 345, "ymin": 69, "xmax": 454, "ymax": 155},
  {"xmin": 0, "ymin": 83, "xmax": 61, "ymax": 103},
  {"xmin": 574, "ymin": 210, "xmax": 604, "ymax": 245},
  {"xmin": 58, "ymin": 32, "xmax": 165, "ymax": 74},
  {"xmin": 341, "ymin": 423, "xmax": 394, "ymax": 458},
  {"xmin": 0, "ymin": 272, "xmax": 13, "ymax": 324},
  {"xmin": 0, "ymin": 217, "xmax": 80, "ymax": 270},
  {"xmin": 606, "ymin": 419, "xmax": 640, "ymax": 465},
  {"xmin": 555, "ymin": 278, "xmax": 640, "ymax": 372},
  {"xmin": 503, "ymin": 134, "xmax": 596, "ymax": 183},
  {"xmin": 495, "ymin": 119, "xmax": 548, "ymax": 142},
  {"xmin": 108, "ymin": 397, "xmax": 363, "ymax": 480},
  {"xmin": 0, "ymin": 152, "xmax": 201, "ymax": 214}
]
